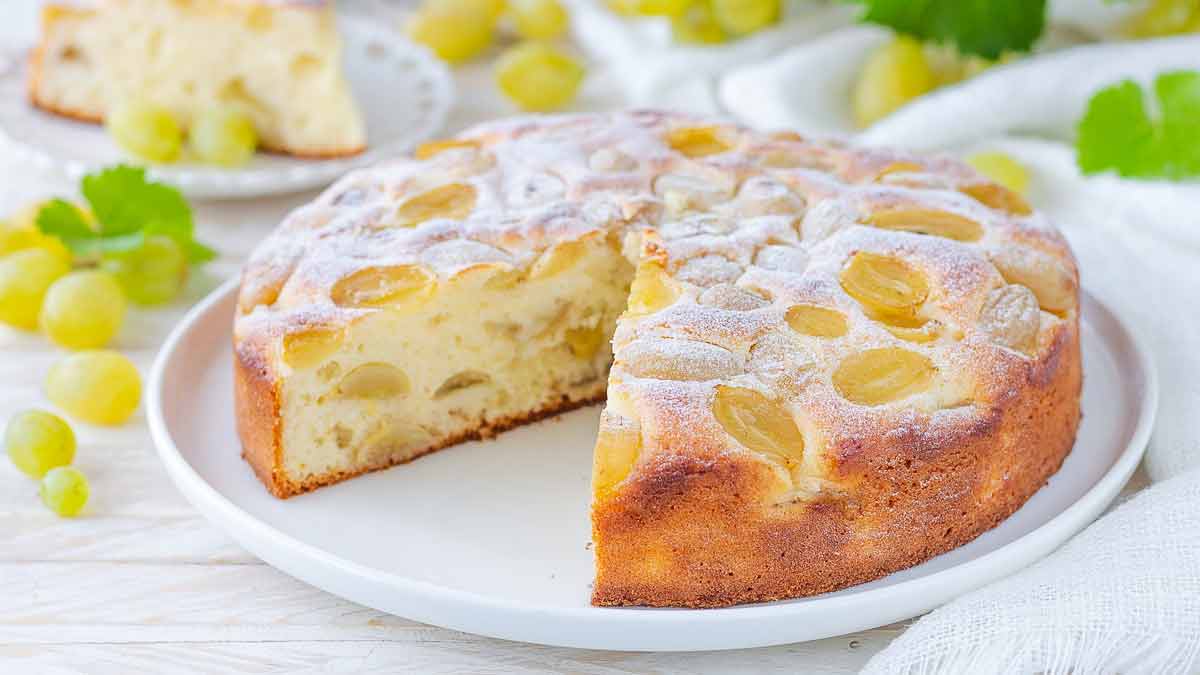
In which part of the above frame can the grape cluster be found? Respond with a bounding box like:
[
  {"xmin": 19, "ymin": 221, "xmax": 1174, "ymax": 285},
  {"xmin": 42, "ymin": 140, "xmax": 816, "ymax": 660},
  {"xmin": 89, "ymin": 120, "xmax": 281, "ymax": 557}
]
[
  {"xmin": 107, "ymin": 101, "xmax": 259, "ymax": 167},
  {"xmin": 0, "ymin": 199, "xmax": 190, "ymax": 351},
  {"xmin": 610, "ymin": 0, "xmax": 780, "ymax": 44},
  {"xmin": 852, "ymin": 36, "xmax": 1005, "ymax": 128},
  {"xmin": 6, "ymin": 409, "xmax": 89, "ymax": 517},
  {"xmin": 2, "ymin": 192, "xmax": 154, "ymax": 518},
  {"xmin": 407, "ymin": 0, "xmax": 585, "ymax": 111},
  {"xmin": 5, "ymin": 406, "xmax": 105, "ymax": 518}
]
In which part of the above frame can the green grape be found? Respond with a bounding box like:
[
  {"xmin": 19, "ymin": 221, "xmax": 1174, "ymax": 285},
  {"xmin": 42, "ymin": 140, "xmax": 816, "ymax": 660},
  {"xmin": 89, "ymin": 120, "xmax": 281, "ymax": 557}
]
[
  {"xmin": 408, "ymin": 1, "xmax": 496, "ymax": 64},
  {"xmin": 106, "ymin": 100, "xmax": 184, "ymax": 163},
  {"xmin": 1126, "ymin": 0, "xmax": 1200, "ymax": 37},
  {"xmin": 672, "ymin": 0, "xmax": 726, "ymax": 43},
  {"xmin": 966, "ymin": 152, "xmax": 1031, "ymax": 195},
  {"xmin": 46, "ymin": 350, "xmax": 142, "ymax": 426},
  {"xmin": 0, "ymin": 248, "xmax": 71, "ymax": 330},
  {"xmin": 606, "ymin": 0, "xmax": 640, "ymax": 15},
  {"xmin": 633, "ymin": 0, "xmax": 693, "ymax": 16},
  {"xmin": 852, "ymin": 36, "xmax": 936, "ymax": 129},
  {"xmin": 5, "ymin": 409, "xmax": 76, "ymax": 479},
  {"xmin": 189, "ymin": 106, "xmax": 258, "ymax": 167},
  {"xmin": 0, "ymin": 222, "xmax": 68, "ymax": 266},
  {"xmin": 40, "ymin": 466, "xmax": 89, "ymax": 518},
  {"xmin": 711, "ymin": 0, "xmax": 779, "ymax": 36},
  {"xmin": 496, "ymin": 43, "xmax": 585, "ymax": 112},
  {"xmin": 40, "ymin": 270, "xmax": 126, "ymax": 350},
  {"xmin": 1, "ymin": 202, "xmax": 78, "ymax": 265},
  {"xmin": 510, "ymin": 0, "xmax": 569, "ymax": 39},
  {"xmin": 100, "ymin": 235, "xmax": 188, "ymax": 306}
]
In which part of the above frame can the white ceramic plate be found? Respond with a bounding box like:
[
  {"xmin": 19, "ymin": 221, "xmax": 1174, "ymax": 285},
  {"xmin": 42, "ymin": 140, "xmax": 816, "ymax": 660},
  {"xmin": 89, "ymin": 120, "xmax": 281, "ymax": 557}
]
[
  {"xmin": 148, "ymin": 280, "xmax": 1157, "ymax": 652},
  {"xmin": 0, "ymin": 16, "xmax": 452, "ymax": 199}
]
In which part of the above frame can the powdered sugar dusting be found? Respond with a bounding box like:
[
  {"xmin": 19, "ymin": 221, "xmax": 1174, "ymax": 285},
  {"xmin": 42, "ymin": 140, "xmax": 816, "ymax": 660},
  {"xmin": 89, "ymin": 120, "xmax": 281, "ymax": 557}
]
[{"xmin": 236, "ymin": 110, "xmax": 1079, "ymax": 494}]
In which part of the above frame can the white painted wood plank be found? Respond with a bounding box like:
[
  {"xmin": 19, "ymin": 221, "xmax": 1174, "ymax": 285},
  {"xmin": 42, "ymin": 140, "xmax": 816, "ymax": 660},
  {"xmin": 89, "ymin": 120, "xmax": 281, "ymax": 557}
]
[
  {"xmin": 0, "ymin": 560, "xmax": 898, "ymax": 673},
  {"xmin": 0, "ymin": 636, "xmax": 889, "ymax": 675},
  {"xmin": 0, "ymin": 514, "xmax": 252, "ymax": 563},
  {"xmin": 0, "ymin": 444, "xmax": 198, "ymax": 515}
]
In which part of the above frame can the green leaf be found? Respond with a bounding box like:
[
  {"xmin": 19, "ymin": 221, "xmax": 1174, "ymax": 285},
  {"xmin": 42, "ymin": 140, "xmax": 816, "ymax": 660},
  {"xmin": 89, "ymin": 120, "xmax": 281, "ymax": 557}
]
[
  {"xmin": 82, "ymin": 165, "xmax": 192, "ymax": 238},
  {"xmin": 184, "ymin": 240, "xmax": 218, "ymax": 264},
  {"xmin": 35, "ymin": 164, "xmax": 216, "ymax": 264},
  {"xmin": 1157, "ymin": 71, "xmax": 1200, "ymax": 178},
  {"xmin": 35, "ymin": 199, "xmax": 93, "ymax": 242},
  {"xmin": 853, "ymin": 0, "xmax": 1046, "ymax": 59},
  {"xmin": 1077, "ymin": 70, "xmax": 1200, "ymax": 180}
]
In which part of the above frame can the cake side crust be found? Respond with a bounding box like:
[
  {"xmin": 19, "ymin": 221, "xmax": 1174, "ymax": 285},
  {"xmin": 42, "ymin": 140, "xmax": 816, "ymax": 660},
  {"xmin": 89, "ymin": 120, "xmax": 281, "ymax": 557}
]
[{"xmin": 591, "ymin": 318, "xmax": 1081, "ymax": 608}]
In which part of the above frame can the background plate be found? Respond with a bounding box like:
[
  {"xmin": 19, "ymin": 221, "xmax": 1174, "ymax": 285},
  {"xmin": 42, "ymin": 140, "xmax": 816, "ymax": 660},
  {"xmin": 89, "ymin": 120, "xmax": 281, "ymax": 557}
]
[
  {"xmin": 0, "ymin": 16, "xmax": 452, "ymax": 199},
  {"xmin": 148, "ymin": 281, "xmax": 1156, "ymax": 651}
]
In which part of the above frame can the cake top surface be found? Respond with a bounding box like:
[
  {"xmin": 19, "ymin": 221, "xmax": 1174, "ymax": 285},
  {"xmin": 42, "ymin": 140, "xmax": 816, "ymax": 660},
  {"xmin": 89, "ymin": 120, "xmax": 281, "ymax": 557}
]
[{"xmin": 237, "ymin": 110, "xmax": 1079, "ymax": 502}]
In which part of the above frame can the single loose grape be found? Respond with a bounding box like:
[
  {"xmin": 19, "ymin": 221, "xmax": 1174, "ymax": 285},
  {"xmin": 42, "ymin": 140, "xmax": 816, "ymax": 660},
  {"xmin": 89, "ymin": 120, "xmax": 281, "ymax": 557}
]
[
  {"xmin": 496, "ymin": 43, "xmax": 585, "ymax": 112},
  {"xmin": 509, "ymin": 0, "xmax": 569, "ymax": 40},
  {"xmin": 46, "ymin": 350, "xmax": 142, "ymax": 426},
  {"xmin": 1125, "ymin": 0, "xmax": 1200, "ymax": 37},
  {"xmin": 100, "ymin": 236, "xmax": 188, "ymax": 306},
  {"xmin": 40, "ymin": 466, "xmax": 89, "ymax": 517},
  {"xmin": 189, "ymin": 106, "xmax": 258, "ymax": 167},
  {"xmin": 672, "ymin": 0, "xmax": 726, "ymax": 43},
  {"xmin": 0, "ymin": 248, "xmax": 71, "ymax": 330},
  {"xmin": 107, "ymin": 100, "xmax": 184, "ymax": 163},
  {"xmin": 606, "ymin": 0, "xmax": 640, "ymax": 15},
  {"xmin": 40, "ymin": 270, "xmax": 127, "ymax": 349},
  {"xmin": 633, "ymin": 0, "xmax": 693, "ymax": 16},
  {"xmin": 852, "ymin": 36, "xmax": 936, "ymax": 128},
  {"xmin": 408, "ymin": 2, "xmax": 496, "ymax": 64},
  {"xmin": 711, "ymin": 0, "xmax": 779, "ymax": 36},
  {"xmin": 5, "ymin": 410, "xmax": 76, "ymax": 479},
  {"xmin": 1, "ymin": 203, "xmax": 80, "ymax": 265},
  {"xmin": 966, "ymin": 152, "xmax": 1031, "ymax": 195}
]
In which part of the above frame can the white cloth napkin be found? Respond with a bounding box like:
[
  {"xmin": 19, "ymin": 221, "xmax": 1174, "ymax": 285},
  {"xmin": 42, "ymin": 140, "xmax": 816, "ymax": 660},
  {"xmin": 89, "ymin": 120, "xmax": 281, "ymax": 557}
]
[
  {"xmin": 565, "ymin": 0, "xmax": 857, "ymax": 111},
  {"xmin": 716, "ymin": 28, "xmax": 1200, "ymax": 673}
]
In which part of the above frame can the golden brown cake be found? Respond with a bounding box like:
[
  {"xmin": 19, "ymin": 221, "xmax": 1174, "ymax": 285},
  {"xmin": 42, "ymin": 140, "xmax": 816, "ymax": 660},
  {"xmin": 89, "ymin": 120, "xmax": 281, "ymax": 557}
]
[
  {"xmin": 234, "ymin": 111, "xmax": 1081, "ymax": 608},
  {"xmin": 29, "ymin": 0, "xmax": 365, "ymax": 158}
]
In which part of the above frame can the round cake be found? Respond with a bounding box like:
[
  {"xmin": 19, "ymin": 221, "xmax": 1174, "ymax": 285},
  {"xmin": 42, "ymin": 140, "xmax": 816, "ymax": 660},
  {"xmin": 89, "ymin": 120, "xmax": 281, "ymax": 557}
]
[{"xmin": 234, "ymin": 111, "xmax": 1081, "ymax": 608}]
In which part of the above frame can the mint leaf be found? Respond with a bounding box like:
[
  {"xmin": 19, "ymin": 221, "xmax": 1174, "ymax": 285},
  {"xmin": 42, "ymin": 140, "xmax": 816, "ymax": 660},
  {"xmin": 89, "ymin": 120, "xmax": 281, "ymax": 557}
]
[
  {"xmin": 853, "ymin": 0, "xmax": 1046, "ymax": 59},
  {"xmin": 1077, "ymin": 70, "xmax": 1200, "ymax": 180}
]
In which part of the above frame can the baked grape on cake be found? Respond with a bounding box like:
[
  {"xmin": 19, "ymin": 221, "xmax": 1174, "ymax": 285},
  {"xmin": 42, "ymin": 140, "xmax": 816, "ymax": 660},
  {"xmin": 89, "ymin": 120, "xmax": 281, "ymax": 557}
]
[
  {"xmin": 30, "ymin": 0, "xmax": 365, "ymax": 157},
  {"xmin": 234, "ymin": 111, "xmax": 1081, "ymax": 608}
]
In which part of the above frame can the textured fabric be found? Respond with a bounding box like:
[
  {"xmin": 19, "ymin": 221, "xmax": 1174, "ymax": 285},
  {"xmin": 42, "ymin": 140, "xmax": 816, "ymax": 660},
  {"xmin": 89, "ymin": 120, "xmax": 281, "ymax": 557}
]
[
  {"xmin": 717, "ymin": 30, "xmax": 1200, "ymax": 675},
  {"xmin": 861, "ymin": 472, "xmax": 1200, "ymax": 675}
]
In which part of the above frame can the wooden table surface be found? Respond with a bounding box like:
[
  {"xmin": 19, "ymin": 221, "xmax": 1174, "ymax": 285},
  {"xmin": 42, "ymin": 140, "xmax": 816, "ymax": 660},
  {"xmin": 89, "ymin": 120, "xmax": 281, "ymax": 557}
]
[{"xmin": 0, "ymin": 3, "xmax": 1147, "ymax": 671}]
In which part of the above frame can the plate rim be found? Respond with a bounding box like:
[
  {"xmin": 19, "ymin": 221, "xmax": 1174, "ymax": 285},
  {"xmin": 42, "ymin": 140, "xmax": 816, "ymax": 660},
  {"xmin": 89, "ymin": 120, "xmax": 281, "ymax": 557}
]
[
  {"xmin": 147, "ymin": 278, "xmax": 1159, "ymax": 651},
  {"xmin": 0, "ymin": 15, "xmax": 454, "ymax": 199}
]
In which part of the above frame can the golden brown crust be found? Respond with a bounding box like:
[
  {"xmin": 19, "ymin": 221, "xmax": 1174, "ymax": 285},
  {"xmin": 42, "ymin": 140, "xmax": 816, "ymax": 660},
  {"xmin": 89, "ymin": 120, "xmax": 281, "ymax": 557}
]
[
  {"xmin": 257, "ymin": 140, "xmax": 367, "ymax": 160},
  {"xmin": 591, "ymin": 319, "xmax": 1080, "ymax": 607},
  {"xmin": 233, "ymin": 335, "xmax": 285, "ymax": 496}
]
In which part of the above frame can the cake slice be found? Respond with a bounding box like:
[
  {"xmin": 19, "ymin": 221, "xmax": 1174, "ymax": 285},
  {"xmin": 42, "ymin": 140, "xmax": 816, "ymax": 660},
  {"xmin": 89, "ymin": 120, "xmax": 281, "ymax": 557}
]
[{"xmin": 29, "ymin": 0, "xmax": 366, "ymax": 158}]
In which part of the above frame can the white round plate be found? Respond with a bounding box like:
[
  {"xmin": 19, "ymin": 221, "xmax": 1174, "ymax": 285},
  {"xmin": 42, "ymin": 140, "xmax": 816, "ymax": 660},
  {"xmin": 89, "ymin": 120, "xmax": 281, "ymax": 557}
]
[
  {"xmin": 148, "ymin": 281, "xmax": 1156, "ymax": 652},
  {"xmin": 0, "ymin": 16, "xmax": 452, "ymax": 199}
]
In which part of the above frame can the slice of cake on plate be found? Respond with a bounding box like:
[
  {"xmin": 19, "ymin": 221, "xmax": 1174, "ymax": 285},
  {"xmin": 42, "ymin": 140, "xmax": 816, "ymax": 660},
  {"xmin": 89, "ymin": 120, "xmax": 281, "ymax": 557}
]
[
  {"xmin": 29, "ymin": 0, "xmax": 366, "ymax": 158},
  {"xmin": 234, "ymin": 111, "xmax": 1082, "ymax": 607}
]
